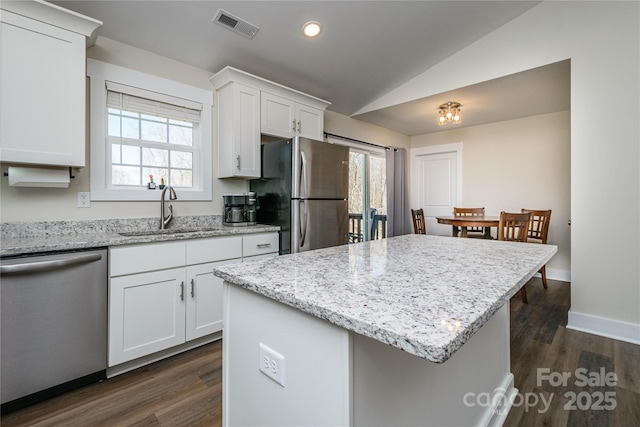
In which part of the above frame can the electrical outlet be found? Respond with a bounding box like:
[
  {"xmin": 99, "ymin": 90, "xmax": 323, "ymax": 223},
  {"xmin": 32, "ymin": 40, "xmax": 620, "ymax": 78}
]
[
  {"xmin": 77, "ymin": 192, "xmax": 91, "ymax": 208},
  {"xmin": 259, "ymin": 343, "xmax": 285, "ymax": 387}
]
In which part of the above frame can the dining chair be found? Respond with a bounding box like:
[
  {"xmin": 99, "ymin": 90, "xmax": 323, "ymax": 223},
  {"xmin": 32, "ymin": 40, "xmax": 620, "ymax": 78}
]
[
  {"xmin": 411, "ymin": 209, "xmax": 426, "ymax": 235},
  {"xmin": 522, "ymin": 209, "xmax": 552, "ymax": 289},
  {"xmin": 498, "ymin": 211, "xmax": 532, "ymax": 303},
  {"xmin": 453, "ymin": 207, "xmax": 486, "ymax": 238}
]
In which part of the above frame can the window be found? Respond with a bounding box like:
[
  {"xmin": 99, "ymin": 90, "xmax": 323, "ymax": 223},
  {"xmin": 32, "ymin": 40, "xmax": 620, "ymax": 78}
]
[{"xmin": 88, "ymin": 60, "xmax": 213, "ymax": 201}]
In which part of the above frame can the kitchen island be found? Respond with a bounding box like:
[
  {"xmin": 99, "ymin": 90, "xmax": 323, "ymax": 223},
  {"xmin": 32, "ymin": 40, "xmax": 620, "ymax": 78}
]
[{"xmin": 213, "ymin": 234, "xmax": 556, "ymax": 426}]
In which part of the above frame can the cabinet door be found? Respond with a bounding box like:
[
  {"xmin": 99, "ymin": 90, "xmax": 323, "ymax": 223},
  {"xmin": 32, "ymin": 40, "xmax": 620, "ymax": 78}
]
[
  {"xmin": 218, "ymin": 82, "xmax": 260, "ymax": 178},
  {"xmin": 296, "ymin": 103, "xmax": 324, "ymax": 140},
  {"xmin": 0, "ymin": 12, "xmax": 86, "ymax": 167},
  {"xmin": 186, "ymin": 259, "xmax": 240, "ymax": 341},
  {"xmin": 261, "ymin": 92, "xmax": 296, "ymax": 139},
  {"xmin": 109, "ymin": 268, "xmax": 186, "ymax": 366}
]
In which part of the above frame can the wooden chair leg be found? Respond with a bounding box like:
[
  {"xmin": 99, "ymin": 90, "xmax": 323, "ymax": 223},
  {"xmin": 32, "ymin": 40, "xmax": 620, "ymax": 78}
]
[
  {"xmin": 520, "ymin": 285, "xmax": 528, "ymax": 304},
  {"xmin": 541, "ymin": 265, "xmax": 548, "ymax": 289}
]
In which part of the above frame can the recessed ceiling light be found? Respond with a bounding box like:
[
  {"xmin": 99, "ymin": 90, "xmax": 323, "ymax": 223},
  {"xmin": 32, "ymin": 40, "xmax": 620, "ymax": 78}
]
[{"xmin": 302, "ymin": 21, "xmax": 322, "ymax": 38}]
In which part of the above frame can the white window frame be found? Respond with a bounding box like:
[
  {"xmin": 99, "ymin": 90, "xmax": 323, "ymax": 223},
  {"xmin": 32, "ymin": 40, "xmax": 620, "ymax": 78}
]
[{"xmin": 88, "ymin": 59, "xmax": 213, "ymax": 201}]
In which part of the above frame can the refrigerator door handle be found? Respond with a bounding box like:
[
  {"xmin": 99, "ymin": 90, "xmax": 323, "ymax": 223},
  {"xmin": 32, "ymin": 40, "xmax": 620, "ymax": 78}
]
[
  {"xmin": 300, "ymin": 199, "xmax": 308, "ymax": 248},
  {"xmin": 300, "ymin": 150, "xmax": 309, "ymax": 199}
]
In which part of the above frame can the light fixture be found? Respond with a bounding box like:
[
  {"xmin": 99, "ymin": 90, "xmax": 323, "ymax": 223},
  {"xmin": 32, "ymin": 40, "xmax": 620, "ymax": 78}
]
[
  {"xmin": 437, "ymin": 102, "xmax": 462, "ymax": 125},
  {"xmin": 302, "ymin": 21, "xmax": 322, "ymax": 38}
]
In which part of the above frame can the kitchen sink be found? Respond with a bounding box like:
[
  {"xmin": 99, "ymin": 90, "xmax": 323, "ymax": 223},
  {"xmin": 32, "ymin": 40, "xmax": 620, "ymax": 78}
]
[{"xmin": 118, "ymin": 227, "xmax": 221, "ymax": 237}]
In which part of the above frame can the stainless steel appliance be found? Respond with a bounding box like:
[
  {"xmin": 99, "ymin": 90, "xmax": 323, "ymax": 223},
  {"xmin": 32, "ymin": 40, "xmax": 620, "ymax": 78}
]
[
  {"xmin": 223, "ymin": 193, "xmax": 257, "ymax": 226},
  {"xmin": 1, "ymin": 249, "xmax": 108, "ymax": 414},
  {"xmin": 250, "ymin": 136, "xmax": 349, "ymax": 254}
]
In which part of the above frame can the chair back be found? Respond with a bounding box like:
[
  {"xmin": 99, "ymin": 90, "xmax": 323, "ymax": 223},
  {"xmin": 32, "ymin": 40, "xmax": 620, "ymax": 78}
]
[
  {"xmin": 453, "ymin": 207, "xmax": 485, "ymax": 234},
  {"xmin": 521, "ymin": 209, "xmax": 551, "ymax": 244},
  {"xmin": 370, "ymin": 208, "xmax": 378, "ymax": 240},
  {"xmin": 411, "ymin": 208, "xmax": 426, "ymax": 234},
  {"xmin": 498, "ymin": 211, "xmax": 531, "ymax": 242}
]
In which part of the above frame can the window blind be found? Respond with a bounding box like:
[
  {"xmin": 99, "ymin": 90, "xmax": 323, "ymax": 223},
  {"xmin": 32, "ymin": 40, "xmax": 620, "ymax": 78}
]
[{"xmin": 106, "ymin": 82, "xmax": 201, "ymax": 123}]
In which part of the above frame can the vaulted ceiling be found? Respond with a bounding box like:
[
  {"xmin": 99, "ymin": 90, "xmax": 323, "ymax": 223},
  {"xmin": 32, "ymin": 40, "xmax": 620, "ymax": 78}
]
[{"xmin": 53, "ymin": 1, "xmax": 569, "ymax": 136}]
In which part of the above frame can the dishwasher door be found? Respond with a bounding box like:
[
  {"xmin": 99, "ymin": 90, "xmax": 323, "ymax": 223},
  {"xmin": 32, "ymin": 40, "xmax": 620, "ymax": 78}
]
[{"xmin": 1, "ymin": 249, "xmax": 108, "ymax": 413}]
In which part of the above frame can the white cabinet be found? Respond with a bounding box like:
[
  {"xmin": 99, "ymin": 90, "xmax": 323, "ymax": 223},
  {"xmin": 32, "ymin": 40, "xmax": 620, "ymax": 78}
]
[
  {"xmin": 261, "ymin": 92, "xmax": 324, "ymax": 140},
  {"xmin": 243, "ymin": 232, "xmax": 280, "ymax": 258},
  {"xmin": 109, "ymin": 267, "xmax": 187, "ymax": 366},
  {"xmin": 186, "ymin": 261, "xmax": 226, "ymax": 341},
  {"xmin": 109, "ymin": 237, "xmax": 242, "ymax": 366},
  {"xmin": 108, "ymin": 233, "xmax": 278, "ymax": 367},
  {"xmin": 0, "ymin": 2, "xmax": 101, "ymax": 167},
  {"xmin": 216, "ymin": 82, "xmax": 261, "ymax": 178},
  {"xmin": 211, "ymin": 66, "xmax": 329, "ymax": 179}
]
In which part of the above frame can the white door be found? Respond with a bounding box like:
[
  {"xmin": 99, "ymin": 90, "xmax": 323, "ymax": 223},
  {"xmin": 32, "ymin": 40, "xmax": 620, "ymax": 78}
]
[
  {"xmin": 186, "ymin": 260, "xmax": 239, "ymax": 341},
  {"xmin": 109, "ymin": 268, "xmax": 186, "ymax": 366},
  {"xmin": 411, "ymin": 144, "xmax": 462, "ymax": 236},
  {"xmin": 295, "ymin": 103, "xmax": 324, "ymax": 140}
]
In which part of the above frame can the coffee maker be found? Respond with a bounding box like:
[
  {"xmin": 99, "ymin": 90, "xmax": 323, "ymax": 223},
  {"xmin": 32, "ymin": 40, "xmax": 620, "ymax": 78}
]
[{"xmin": 223, "ymin": 193, "xmax": 257, "ymax": 226}]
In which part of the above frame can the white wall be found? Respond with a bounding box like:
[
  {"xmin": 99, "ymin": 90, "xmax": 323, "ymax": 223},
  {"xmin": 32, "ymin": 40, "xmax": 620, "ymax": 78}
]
[
  {"xmin": 362, "ymin": 1, "xmax": 640, "ymax": 341},
  {"xmin": 411, "ymin": 111, "xmax": 571, "ymax": 278}
]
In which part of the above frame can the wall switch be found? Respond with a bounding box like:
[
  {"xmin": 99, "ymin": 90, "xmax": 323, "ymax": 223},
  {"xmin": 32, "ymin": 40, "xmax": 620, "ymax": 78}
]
[
  {"xmin": 77, "ymin": 192, "xmax": 91, "ymax": 208},
  {"xmin": 259, "ymin": 343, "xmax": 285, "ymax": 387}
]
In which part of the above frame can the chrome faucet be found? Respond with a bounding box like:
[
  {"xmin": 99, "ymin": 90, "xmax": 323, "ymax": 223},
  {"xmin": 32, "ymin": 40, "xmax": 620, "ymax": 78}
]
[{"xmin": 160, "ymin": 186, "xmax": 178, "ymax": 229}]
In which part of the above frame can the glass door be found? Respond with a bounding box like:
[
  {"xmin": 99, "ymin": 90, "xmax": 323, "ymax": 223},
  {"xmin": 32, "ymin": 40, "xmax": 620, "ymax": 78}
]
[{"xmin": 349, "ymin": 149, "xmax": 386, "ymax": 242}]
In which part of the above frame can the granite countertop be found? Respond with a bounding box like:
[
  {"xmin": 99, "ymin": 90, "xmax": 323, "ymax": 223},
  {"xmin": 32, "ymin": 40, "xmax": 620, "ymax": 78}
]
[
  {"xmin": 213, "ymin": 234, "xmax": 557, "ymax": 364},
  {"xmin": 0, "ymin": 216, "xmax": 279, "ymax": 257}
]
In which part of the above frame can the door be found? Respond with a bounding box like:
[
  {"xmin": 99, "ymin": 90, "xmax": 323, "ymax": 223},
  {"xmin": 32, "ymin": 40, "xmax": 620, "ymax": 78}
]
[
  {"xmin": 292, "ymin": 199, "xmax": 349, "ymax": 252},
  {"xmin": 186, "ymin": 260, "xmax": 239, "ymax": 341},
  {"xmin": 1, "ymin": 250, "xmax": 107, "ymax": 404},
  {"xmin": 348, "ymin": 150, "xmax": 387, "ymax": 242},
  {"xmin": 411, "ymin": 145, "xmax": 461, "ymax": 236},
  {"xmin": 109, "ymin": 268, "xmax": 186, "ymax": 366},
  {"xmin": 295, "ymin": 103, "xmax": 324, "ymax": 140},
  {"xmin": 295, "ymin": 137, "xmax": 349, "ymax": 199},
  {"xmin": 261, "ymin": 92, "xmax": 295, "ymax": 138}
]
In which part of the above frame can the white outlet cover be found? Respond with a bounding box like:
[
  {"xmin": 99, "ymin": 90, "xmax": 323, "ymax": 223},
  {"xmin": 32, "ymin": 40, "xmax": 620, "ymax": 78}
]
[
  {"xmin": 259, "ymin": 342, "xmax": 285, "ymax": 387},
  {"xmin": 77, "ymin": 192, "xmax": 91, "ymax": 208}
]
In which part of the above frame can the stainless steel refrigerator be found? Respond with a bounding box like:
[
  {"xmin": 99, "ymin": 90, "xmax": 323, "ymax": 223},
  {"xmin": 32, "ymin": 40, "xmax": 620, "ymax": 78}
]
[{"xmin": 250, "ymin": 136, "xmax": 349, "ymax": 255}]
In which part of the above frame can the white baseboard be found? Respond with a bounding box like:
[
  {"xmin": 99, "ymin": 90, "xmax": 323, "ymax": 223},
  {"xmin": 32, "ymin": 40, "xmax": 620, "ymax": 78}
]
[
  {"xmin": 567, "ymin": 310, "xmax": 640, "ymax": 345},
  {"xmin": 533, "ymin": 267, "xmax": 570, "ymax": 282},
  {"xmin": 482, "ymin": 373, "xmax": 517, "ymax": 427}
]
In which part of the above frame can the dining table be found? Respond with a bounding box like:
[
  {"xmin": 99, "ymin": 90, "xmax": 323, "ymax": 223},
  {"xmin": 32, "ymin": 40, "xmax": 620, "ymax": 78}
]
[{"xmin": 436, "ymin": 215, "xmax": 500, "ymax": 238}]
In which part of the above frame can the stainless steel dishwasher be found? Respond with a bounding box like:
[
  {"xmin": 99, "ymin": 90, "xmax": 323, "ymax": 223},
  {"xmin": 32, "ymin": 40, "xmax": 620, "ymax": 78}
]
[{"xmin": 1, "ymin": 248, "xmax": 108, "ymax": 414}]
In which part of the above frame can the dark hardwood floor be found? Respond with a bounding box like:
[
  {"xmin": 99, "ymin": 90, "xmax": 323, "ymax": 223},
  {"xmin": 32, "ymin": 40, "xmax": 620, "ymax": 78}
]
[
  {"xmin": 505, "ymin": 278, "xmax": 640, "ymax": 427},
  {"xmin": 2, "ymin": 278, "xmax": 638, "ymax": 426},
  {"xmin": 1, "ymin": 341, "xmax": 223, "ymax": 426}
]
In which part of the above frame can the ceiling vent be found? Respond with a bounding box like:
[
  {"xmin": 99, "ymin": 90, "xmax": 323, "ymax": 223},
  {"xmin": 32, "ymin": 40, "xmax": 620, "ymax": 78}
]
[{"xmin": 213, "ymin": 9, "xmax": 259, "ymax": 40}]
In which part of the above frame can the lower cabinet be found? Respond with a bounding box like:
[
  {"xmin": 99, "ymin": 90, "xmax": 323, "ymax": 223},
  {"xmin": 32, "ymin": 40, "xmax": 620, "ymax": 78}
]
[
  {"xmin": 109, "ymin": 267, "xmax": 187, "ymax": 366},
  {"xmin": 186, "ymin": 260, "xmax": 235, "ymax": 341},
  {"xmin": 108, "ymin": 233, "xmax": 278, "ymax": 368}
]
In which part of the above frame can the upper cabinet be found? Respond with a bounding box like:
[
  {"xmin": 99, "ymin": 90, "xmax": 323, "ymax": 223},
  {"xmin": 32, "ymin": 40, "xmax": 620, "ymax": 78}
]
[
  {"xmin": 261, "ymin": 92, "xmax": 324, "ymax": 140},
  {"xmin": 216, "ymin": 82, "xmax": 261, "ymax": 179},
  {"xmin": 211, "ymin": 67, "xmax": 330, "ymax": 179},
  {"xmin": 0, "ymin": 1, "xmax": 101, "ymax": 168}
]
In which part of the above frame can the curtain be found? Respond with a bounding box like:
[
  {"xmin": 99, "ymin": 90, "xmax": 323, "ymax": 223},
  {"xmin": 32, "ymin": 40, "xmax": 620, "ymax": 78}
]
[{"xmin": 385, "ymin": 148, "xmax": 410, "ymax": 237}]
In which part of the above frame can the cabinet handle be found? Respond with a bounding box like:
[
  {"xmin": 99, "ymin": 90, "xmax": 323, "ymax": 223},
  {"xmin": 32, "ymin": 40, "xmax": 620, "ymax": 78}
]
[
  {"xmin": 292, "ymin": 119, "xmax": 296, "ymax": 132},
  {"xmin": 297, "ymin": 120, "xmax": 301, "ymax": 133},
  {"xmin": 236, "ymin": 155, "xmax": 240, "ymax": 170},
  {"xmin": 257, "ymin": 243, "xmax": 271, "ymax": 248},
  {"xmin": 180, "ymin": 281, "xmax": 184, "ymax": 301},
  {"xmin": 191, "ymin": 278, "xmax": 195, "ymax": 298}
]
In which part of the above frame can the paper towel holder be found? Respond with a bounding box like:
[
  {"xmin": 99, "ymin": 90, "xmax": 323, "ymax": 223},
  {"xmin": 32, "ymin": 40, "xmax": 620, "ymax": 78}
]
[{"xmin": 4, "ymin": 166, "xmax": 75, "ymax": 188}]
